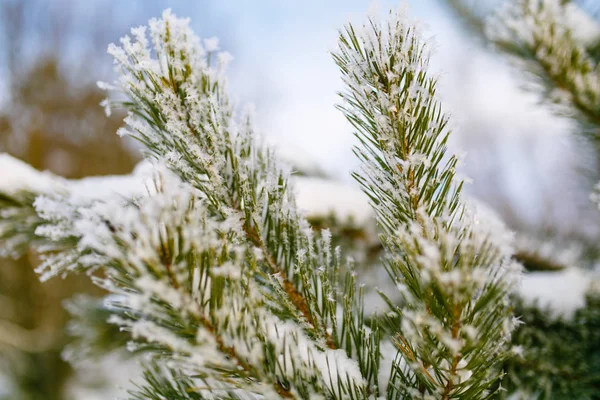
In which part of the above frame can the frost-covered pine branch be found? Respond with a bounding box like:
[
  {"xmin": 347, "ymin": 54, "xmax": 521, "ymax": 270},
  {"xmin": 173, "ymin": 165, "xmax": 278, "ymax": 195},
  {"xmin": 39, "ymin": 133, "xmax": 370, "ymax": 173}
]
[
  {"xmin": 0, "ymin": 7, "xmax": 528, "ymax": 399},
  {"xmin": 487, "ymin": 0, "xmax": 600, "ymax": 143},
  {"xmin": 2, "ymin": 10, "xmax": 381, "ymax": 399},
  {"xmin": 333, "ymin": 10, "xmax": 521, "ymax": 399},
  {"xmin": 49, "ymin": 166, "xmax": 371, "ymax": 398},
  {"xmin": 439, "ymin": 1, "xmax": 600, "ymax": 396}
]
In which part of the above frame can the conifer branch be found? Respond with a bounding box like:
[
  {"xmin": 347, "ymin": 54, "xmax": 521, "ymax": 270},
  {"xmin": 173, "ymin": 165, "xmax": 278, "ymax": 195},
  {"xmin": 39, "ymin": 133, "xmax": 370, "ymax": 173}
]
[
  {"xmin": 0, "ymin": 155, "xmax": 70, "ymax": 259},
  {"xmin": 29, "ymin": 166, "xmax": 372, "ymax": 398},
  {"xmin": 98, "ymin": 12, "xmax": 372, "ymax": 363},
  {"xmin": 0, "ymin": 10, "xmax": 382, "ymax": 398},
  {"xmin": 487, "ymin": 0, "xmax": 600, "ymax": 143},
  {"xmin": 0, "ymin": 190, "xmax": 45, "ymax": 259},
  {"xmin": 0, "ymin": 7, "xmax": 538, "ymax": 399},
  {"xmin": 333, "ymin": 9, "xmax": 521, "ymax": 399}
]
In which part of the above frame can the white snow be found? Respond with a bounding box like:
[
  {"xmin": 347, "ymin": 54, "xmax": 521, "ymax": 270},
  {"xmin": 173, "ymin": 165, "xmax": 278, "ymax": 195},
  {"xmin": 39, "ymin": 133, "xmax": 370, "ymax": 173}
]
[
  {"xmin": 293, "ymin": 176, "xmax": 373, "ymax": 226},
  {"xmin": 267, "ymin": 318, "xmax": 367, "ymax": 394},
  {"xmin": 268, "ymin": 137, "xmax": 328, "ymax": 177},
  {"xmin": 0, "ymin": 153, "xmax": 66, "ymax": 195},
  {"xmin": 520, "ymin": 268, "xmax": 592, "ymax": 319},
  {"xmin": 203, "ymin": 37, "xmax": 220, "ymax": 52},
  {"xmin": 0, "ymin": 153, "xmax": 154, "ymax": 203},
  {"xmin": 0, "ymin": 374, "xmax": 14, "ymax": 398},
  {"xmin": 377, "ymin": 340, "xmax": 399, "ymax": 394},
  {"xmin": 68, "ymin": 160, "xmax": 153, "ymax": 202}
]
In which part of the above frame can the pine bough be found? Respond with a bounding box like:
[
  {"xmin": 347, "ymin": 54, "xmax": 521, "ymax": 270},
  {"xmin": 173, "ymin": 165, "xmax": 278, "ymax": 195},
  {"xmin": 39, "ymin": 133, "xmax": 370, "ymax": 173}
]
[
  {"xmin": 438, "ymin": 0, "xmax": 600, "ymax": 396},
  {"xmin": 487, "ymin": 0, "xmax": 600, "ymax": 144},
  {"xmin": 0, "ymin": 8, "xmax": 521, "ymax": 399}
]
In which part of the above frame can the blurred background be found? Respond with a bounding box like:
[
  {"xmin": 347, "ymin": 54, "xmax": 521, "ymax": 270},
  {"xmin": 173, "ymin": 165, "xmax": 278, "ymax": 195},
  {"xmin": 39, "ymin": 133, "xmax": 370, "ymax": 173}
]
[{"xmin": 0, "ymin": 0, "xmax": 599, "ymax": 399}]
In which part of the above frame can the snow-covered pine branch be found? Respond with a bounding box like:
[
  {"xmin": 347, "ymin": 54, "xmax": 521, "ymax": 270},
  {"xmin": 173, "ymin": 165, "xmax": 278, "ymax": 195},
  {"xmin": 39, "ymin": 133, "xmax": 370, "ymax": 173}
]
[
  {"xmin": 487, "ymin": 0, "xmax": 600, "ymax": 140},
  {"xmin": 333, "ymin": 9, "xmax": 521, "ymax": 399},
  {"xmin": 441, "ymin": 1, "xmax": 600, "ymax": 396},
  {"xmin": 0, "ymin": 6, "xmax": 534, "ymax": 399},
  {"xmin": 2, "ymin": 10, "xmax": 381, "ymax": 399},
  {"xmin": 60, "ymin": 166, "xmax": 371, "ymax": 398}
]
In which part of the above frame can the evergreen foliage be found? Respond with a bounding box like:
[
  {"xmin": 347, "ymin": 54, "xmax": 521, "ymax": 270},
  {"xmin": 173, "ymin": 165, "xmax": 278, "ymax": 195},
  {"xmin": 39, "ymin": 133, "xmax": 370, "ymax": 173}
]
[
  {"xmin": 333, "ymin": 11, "xmax": 520, "ymax": 398},
  {"xmin": 442, "ymin": 0, "xmax": 600, "ymax": 398},
  {"xmin": 487, "ymin": 0, "xmax": 600, "ymax": 148},
  {"xmin": 0, "ymin": 5, "xmax": 544, "ymax": 400},
  {"xmin": 500, "ymin": 291, "xmax": 600, "ymax": 399}
]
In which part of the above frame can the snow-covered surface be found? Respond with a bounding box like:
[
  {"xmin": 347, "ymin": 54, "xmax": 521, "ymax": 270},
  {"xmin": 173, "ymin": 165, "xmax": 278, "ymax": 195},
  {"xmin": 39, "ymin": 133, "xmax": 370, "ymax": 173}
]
[
  {"xmin": 0, "ymin": 152, "xmax": 376, "ymax": 229},
  {"xmin": 515, "ymin": 234, "xmax": 584, "ymax": 270},
  {"xmin": 520, "ymin": 268, "xmax": 592, "ymax": 319},
  {"xmin": 268, "ymin": 137, "xmax": 328, "ymax": 178},
  {"xmin": 465, "ymin": 196, "xmax": 518, "ymax": 259},
  {"xmin": 377, "ymin": 340, "xmax": 398, "ymax": 394},
  {"xmin": 293, "ymin": 176, "xmax": 373, "ymax": 225},
  {"xmin": 0, "ymin": 153, "xmax": 155, "ymax": 204},
  {"xmin": 68, "ymin": 160, "xmax": 153, "ymax": 202},
  {"xmin": 0, "ymin": 373, "xmax": 14, "ymax": 398},
  {"xmin": 0, "ymin": 153, "xmax": 374, "ymax": 229},
  {"xmin": 0, "ymin": 153, "xmax": 66, "ymax": 195}
]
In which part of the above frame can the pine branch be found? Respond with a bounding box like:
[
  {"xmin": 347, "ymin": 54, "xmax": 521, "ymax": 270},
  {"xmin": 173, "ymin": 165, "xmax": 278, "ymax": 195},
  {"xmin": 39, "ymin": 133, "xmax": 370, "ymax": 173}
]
[
  {"xmin": 487, "ymin": 0, "xmax": 600, "ymax": 145},
  {"xmin": 0, "ymin": 189, "xmax": 44, "ymax": 259},
  {"xmin": 500, "ymin": 288, "xmax": 600, "ymax": 398},
  {"xmin": 62, "ymin": 294, "xmax": 130, "ymax": 362},
  {"xmin": 0, "ymin": 10, "xmax": 384, "ymax": 399},
  {"xmin": 99, "ymin": 12, "xmax": 376, "ymax": 365},
  {"xmin": 42, "ymin": 167, "xmax": 369, "ymax": 398},
  {"xmin": 0, "ymin": 7, "xmax": 540, "ymax": 399},
  {"xmin": 0, "ymin": 158, "xmax": 375, "ymax": 398},
  {"xmin": 333, "ymin": 9, "xmax": 522, "ymax": 399},
  {"xmin": 129, "ymin": 363, "xmax": 252, "ymax": 400}
]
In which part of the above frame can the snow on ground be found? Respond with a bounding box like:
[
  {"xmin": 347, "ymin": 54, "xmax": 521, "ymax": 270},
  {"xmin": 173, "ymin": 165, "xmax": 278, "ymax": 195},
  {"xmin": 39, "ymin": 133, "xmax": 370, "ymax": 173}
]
[
  {"xmin": 68, "ymin": 160, "xmax": 153, "ymax": 202},
  {"xmin": 0, "ymin": 153, "xmax": 154, "ymax": 203},
  {"xmin": 0, "ymin": 153, "xmax": 67, "ymax": 195},
  {"xmin": 520, "ymin": 268, "xmax": 593, "ymax": 319},
  {"xmin": 0, "ymin": 153, "xmax": 374, "ymax": 226},
  {"xmin": 293, "ymin": 176, "xmax": 373, "ymax": 226}
]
